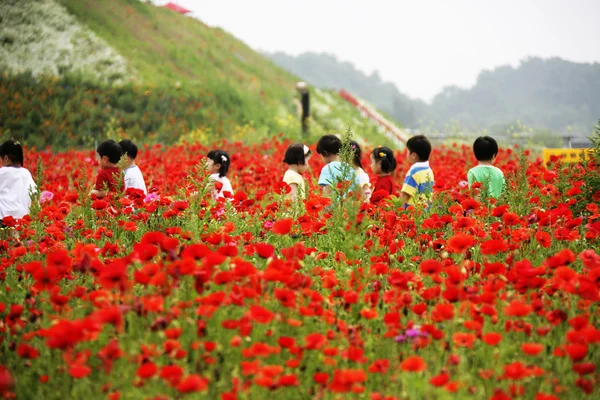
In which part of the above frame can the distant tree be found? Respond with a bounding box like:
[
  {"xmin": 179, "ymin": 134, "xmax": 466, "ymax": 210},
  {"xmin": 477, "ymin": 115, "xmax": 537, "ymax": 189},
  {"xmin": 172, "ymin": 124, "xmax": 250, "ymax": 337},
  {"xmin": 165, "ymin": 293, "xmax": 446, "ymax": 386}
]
[{"xmin": 267, "ymin": 53, "xmax": 600, "ymax": 135}]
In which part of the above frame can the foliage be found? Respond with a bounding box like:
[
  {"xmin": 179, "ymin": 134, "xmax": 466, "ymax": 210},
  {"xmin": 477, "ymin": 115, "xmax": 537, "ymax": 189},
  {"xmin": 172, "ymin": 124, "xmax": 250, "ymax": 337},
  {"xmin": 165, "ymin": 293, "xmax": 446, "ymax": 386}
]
[
  {"xmin": 0, "ymin": 0, "xmax": 132, "ymax": 84},
  {"xmin": 0, "ymin": 0, "xmax": 398, "ymax": 149}
]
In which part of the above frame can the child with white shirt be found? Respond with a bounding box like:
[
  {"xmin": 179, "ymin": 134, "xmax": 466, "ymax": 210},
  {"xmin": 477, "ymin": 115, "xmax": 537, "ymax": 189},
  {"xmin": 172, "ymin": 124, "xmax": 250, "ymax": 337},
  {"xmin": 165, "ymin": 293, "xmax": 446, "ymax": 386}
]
[
  {"xmin": 206, "ymin": 150, "xmax": 234, "ymax": 200},
  {"xmin": 0, "ymin": 140, "xmax": 37, "ymax": 224},
  {"xmin": 349, "ymin": 140, "xmax": 371, "ymax": 201},
  {"xmin": 119, "ymin": 139, "xmax": 147, "ymax": 195},
  {"xmin": 282, "ymin": 143, "xmax": 311, "ymax": 200}
]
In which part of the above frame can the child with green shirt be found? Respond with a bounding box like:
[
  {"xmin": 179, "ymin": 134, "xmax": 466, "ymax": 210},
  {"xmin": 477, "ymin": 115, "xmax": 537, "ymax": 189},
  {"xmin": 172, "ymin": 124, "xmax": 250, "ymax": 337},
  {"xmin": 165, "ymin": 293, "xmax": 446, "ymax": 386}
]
[{"xmin": 468, "ymin": 136, "xmax": 505, "ymax": 198}]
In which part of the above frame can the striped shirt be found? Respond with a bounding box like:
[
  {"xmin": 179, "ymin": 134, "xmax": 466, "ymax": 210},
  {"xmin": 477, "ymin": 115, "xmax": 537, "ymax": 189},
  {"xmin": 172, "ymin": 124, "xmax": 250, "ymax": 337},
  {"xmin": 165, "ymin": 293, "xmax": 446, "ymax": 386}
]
[{"xmin": 401, "ymin": 161, "xmax": 434, "ymax": 208}]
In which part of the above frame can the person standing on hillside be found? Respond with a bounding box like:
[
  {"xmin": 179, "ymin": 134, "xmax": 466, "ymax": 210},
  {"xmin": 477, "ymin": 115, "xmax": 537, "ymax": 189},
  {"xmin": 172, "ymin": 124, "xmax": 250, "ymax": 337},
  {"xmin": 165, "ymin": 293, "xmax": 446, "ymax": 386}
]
[{"xmin": 296, "ymin": 82, "xmax": 310, "ymax": 135}]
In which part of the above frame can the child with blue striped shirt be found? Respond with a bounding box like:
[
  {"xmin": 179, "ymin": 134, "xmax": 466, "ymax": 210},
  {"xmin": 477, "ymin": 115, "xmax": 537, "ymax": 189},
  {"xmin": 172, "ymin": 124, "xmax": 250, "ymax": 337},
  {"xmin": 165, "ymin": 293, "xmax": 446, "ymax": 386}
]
[{"xmin": 399, "ymin": 135, "xmax": 435, "ymax": 209}]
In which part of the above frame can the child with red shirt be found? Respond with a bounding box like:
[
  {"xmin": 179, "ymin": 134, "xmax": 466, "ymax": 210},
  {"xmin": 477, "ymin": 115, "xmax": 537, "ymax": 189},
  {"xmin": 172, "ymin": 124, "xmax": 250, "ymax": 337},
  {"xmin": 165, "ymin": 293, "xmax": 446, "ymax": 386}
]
[
  {"xmin": 90, "ymin": 140, "xmax": 123, "ymax": 198},
  {"xmin": 370, "ymin": 146, "xmax": 397, "ymax": 201}
]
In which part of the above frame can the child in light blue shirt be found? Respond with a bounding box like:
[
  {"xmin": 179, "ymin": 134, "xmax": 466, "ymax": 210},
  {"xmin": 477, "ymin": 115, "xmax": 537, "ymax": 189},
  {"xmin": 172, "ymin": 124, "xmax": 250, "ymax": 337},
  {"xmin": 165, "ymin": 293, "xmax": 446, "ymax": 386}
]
[{"xmin": 316, "ymin": 134, "xmax": 359, "ymax": 197}]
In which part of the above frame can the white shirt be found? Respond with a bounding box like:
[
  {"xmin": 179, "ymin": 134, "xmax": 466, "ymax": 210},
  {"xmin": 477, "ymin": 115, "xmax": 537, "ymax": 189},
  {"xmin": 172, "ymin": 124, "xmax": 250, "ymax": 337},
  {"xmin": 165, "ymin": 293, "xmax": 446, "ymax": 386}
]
[
  {"xmin": 209, "ymin": 173, "xmax": 234, "ymax": 199},
  {"xmin": 356, "ymin": 168, "xmax": 372, "ymax": 200},
  {"xmin": 123, "ymin": 165, "xmax": 147, "ymax": 194},
  {"xmin": 0, "ymin": 166, "xmax": 37, "ymax": 220}
]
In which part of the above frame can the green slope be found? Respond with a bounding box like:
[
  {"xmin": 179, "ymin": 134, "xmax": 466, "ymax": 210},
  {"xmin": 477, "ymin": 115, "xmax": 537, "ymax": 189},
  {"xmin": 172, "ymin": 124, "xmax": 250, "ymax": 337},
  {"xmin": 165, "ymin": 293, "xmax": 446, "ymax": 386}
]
[{"xmin": 0, "ymin": 0, "xmax": 397, "ymax": 149}]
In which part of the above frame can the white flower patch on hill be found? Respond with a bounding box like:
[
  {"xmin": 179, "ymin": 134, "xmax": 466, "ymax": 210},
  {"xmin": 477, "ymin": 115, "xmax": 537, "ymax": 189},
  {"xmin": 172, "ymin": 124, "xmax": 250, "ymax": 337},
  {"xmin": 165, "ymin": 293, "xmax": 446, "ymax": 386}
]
[{"xmin": 0, "ymin": 0, "xmax": 134, "ymax": 83}]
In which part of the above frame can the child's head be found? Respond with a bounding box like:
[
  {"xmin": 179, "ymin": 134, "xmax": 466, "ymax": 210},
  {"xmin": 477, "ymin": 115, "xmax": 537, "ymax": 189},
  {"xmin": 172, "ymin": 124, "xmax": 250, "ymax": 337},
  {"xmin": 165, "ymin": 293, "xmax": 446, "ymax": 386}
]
[
  {"xmin": 473, "ymin": 136, "xmax": 499, "ymax": 163},
  {"xmin": 207, "ymin": 150, "xmax": 230, "ymax": 177},
  {"xmin": 316, "ymin": 134, "xmax": 342, "ymax": 162},
  {"xmin": 0, "ymin": 140, "xmax": 24, "ymax": 167},
  {"xmin": 96, "ymin": 140, "xmax": 123, "ymax": 168},
  {"xmin": 406, "ymin": 135, "xmax": 432, "ymax": 164},
  {"xmin": 283, "ymin": 143, "xmax": 311, "ymax": 173},
  {"xmin": 349, "ymin": 140, "xmax": 363, "ymax": 169},
  {"xmin": 119, "ymin": 139, "xmax": 139, "ymax": 162},
  {"xmin": 370, "ymin": 146, "xmax": 397, "ymax": 175}
]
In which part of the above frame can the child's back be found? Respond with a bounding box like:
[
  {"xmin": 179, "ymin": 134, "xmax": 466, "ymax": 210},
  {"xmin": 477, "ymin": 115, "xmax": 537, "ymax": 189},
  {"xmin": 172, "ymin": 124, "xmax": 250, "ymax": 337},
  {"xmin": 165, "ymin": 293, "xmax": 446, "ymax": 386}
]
[
  {"xmin": 318, "ymin": 161, "xmax": 358, "ymax": 188},
  {"xmin": 207, "ymin": 150, "xmax": 234, "ymax": 200},
  {"xmin": 283, "ymin": 143, "xmax": 311, "ymax": 200},
  {"xmin": 0, "ymin": 166, "xmax": 36, "ymax": 220},
  {"xmin": 468, "ymin": 136, "xmax": 505, "ymax": 198},
  {"xmin": 316, "ymin": 135, "xmax": 359, "ymax": 196},
  {"xmin": 90, "ymin": 140, "xmax": 123, "ymax": 198},
  {"xmin": 467, "ymin": 165, "xmax": 504, "ymax": 198},
  {"xmin": 120, "ymin": 140, "xmax": 147, "ymax": 194},
  {"xmin": 402, "ymin": 161, "xmax": 435, "ymax": 206},
  {"xmin": 350, "ymin": 141, "xmax": 371, "ymax": 201},
  {"xmin": 400, "ymin": 135, "xmax": 435, "ymax": 208},
  {"xmin": 0, "ymin": 141, "xmax": 36, "ymax": 220},
  {"xmin": 123, "ymin": 165, "xmax": 147, "ymax": 194}
]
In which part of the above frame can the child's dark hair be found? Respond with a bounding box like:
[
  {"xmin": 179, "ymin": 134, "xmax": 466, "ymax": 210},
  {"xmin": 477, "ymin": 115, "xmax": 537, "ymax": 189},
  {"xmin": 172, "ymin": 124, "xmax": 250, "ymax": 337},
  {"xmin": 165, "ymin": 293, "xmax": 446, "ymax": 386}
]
[
  {"xmin": 97, "ymin": 140, "xmax": 123, "ymax": 164},
  {"xmin": 473, "ymin": 136, "xmax": 499, "ymax": 161},
  {"xmin": 207, "ymin": 150, "xmax": 230, "ymax": 177},
  {"xmin": 371, "ymin": 146, "xmax": 397, "ymax": 173},
  {"xmin": 316, "ymin": 134, "xmax": 342, "ymax": 156},
  {"xmin": 0, "ymin": 140, "xmax": 24, "ymax": 166},
  {"xmin": 349, "ymin": 140, "xmax": 363, "ymax": 168},
  {"xmin": 283, "ymin": 143, "xmax": 311, "ymax": 165},
  {"xmin": 119, "ymin": 139, "xmax": 138, "ymax": 160},
  {"xmin": 406, "ymin": 135, "xmax": 432, "ymax": 161}
]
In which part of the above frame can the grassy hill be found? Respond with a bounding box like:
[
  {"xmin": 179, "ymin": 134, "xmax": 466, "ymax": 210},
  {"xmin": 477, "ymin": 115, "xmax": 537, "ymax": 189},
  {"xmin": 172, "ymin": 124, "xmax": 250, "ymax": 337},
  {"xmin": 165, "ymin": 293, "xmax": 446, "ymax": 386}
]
[{"xmin": 0, "ymin": 0, "xmax": 396, "ymax": 149}]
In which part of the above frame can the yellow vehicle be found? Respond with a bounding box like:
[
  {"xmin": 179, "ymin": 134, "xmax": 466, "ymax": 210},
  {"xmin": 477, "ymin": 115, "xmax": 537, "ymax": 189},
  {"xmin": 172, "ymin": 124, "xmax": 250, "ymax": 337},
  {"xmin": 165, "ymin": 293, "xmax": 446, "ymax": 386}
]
[{"xmin": 542, "ymin": 148, "xmax": 592, "ymax": 164}]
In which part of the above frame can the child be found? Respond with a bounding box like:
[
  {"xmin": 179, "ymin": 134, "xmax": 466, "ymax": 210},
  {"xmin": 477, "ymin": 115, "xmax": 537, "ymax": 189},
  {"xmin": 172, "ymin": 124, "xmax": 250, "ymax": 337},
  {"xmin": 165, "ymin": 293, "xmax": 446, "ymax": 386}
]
[
  {"xmin": 207, "ymin": 150, "xmax": 234, "ymax": 199},
  {"xmin": 370, "ymin": 146, "xmax": 397, "ymax": 199},
  {"xmin": 399, "ymin": 135, "xmax": 435, "ymax": 209},
  {"xmin": 350, "ymin": 140, "xmax": 371, "ymax": 201},
  {"xmin": 119, "ymin": 139, "xmax": 148, "ymax": 195},
  {"xmin": 283, "ymin": 143, "xmax": 311, "ymax": 200},
  {"xmin": 0, "ymin": 140, "xmax": 36, "ymax": 222},
  {"xmin": 90, "ymin": 139, "xmax": 122, "ymax": 198},
  {"xmin": 468, "ymin": 136, "xmax": 505, "ymax": 198},
  {"xmin": 316, "ymin": 134, "xmax": 359, "ymax": 196}
]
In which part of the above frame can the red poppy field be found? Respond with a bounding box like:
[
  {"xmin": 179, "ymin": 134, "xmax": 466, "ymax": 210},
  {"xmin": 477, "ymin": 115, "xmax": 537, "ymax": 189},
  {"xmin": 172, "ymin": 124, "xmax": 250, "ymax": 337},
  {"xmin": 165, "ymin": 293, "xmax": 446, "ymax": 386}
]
[{"xmin": 1, "ymin": 138, "xmax": 600, "ymax": 400}]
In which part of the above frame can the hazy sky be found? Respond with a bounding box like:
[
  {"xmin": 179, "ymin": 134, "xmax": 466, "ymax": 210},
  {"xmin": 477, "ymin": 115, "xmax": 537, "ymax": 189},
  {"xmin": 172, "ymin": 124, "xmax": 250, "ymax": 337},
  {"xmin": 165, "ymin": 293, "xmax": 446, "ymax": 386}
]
[{"xmin": 175, "ymin": 0, "xmax": 600, "ymax": 102}]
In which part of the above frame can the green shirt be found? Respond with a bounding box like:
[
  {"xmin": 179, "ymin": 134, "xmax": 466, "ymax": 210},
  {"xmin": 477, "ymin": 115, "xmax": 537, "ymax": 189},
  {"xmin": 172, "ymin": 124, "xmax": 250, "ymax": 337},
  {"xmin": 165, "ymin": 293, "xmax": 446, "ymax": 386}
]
[{"xmin": 467, "ymin": 165, "xmax": 505, "ymax": 198}]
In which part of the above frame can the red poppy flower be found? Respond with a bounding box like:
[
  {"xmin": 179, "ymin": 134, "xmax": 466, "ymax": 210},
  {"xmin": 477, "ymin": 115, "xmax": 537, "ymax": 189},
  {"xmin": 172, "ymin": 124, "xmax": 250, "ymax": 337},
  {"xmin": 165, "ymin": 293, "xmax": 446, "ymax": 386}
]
[
  {"xmin": 446, "ymin": 233, "xmax": 476, "ymax": 253},
  {"xmin": 483, "ymin": 332, "xmax": 503, "ymax": 346},
  {"xmin": 254, "ymin": 243, "xmax": 275, "ymax": 258},
  {"xmin": 272, "ymin": 218, "xmax": 293, "ymax": 235},
  {"xmin": 565, "ymin": 343, "xmax": 588, "ymax": 362},
  {"xmin": 68, "ymin": 364, "xmax": 92, "ymax": 379},
  {"xmin": 401, "ymin": 356, "xmax": 427, "ymax": 372},
  {"xmin": 136, "ymin": 362, "xmax": 157, "ymax": 379},
  {"xmin": 305, "ymin": 333, "xmax": 327, "ymax": 350},
  {"xmin": 480, "ymin": 239, "xmax": 508, "ymax": 255},
  {"xmin": 248, "ymin": 305, "xmax": 274, "ymax": 324},
  {"xmin": 177, "ymin": 374, "xmax": 208, "ymax": 393},
  {"xmin": 521, "ymin": 343, "xmax": 544, "ymax": 356},
  {"xmin": 430, "ymin": 372, "xmax": 450, "ymax": 387},
  {"xmin": 313, "ymin": 372, "xmax": 329, "ymax": 385},
  {"xmin": 504, "ymin": 300, "xmax": 532, "ymax": 317},
  {"xmin": 453, "ymin": 332, "xmax": 476, "ymax": 348},
  {"xmin": 419, "ymin": 259, "xmax": 443, "ymax": 275}
]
